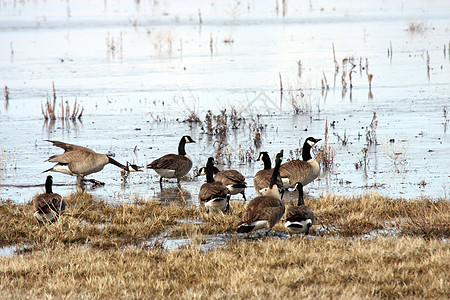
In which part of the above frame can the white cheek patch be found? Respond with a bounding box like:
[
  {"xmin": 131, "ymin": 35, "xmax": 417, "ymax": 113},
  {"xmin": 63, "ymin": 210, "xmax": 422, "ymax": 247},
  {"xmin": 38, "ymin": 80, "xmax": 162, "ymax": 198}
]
[
  {"xmin": 198, "ymin": 167, "xmax": 206, "ymax": 176},
  {"xmin": 259, "ymin": 187, "xmax": 269, "ymax": 195},
  {"xmin": 307, "ymin": 140, "xmax": 315, "ymax": 147}
]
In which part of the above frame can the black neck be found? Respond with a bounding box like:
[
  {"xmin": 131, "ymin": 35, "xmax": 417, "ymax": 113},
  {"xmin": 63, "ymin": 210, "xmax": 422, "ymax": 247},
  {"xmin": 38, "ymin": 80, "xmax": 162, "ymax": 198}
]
[
  {"xmin": 109, "ymin": 157, "xmax": 127, "ymax": 170},
  {"xmin": 211, "ymin": 166, "xmax": 220, "ymax": 174},
  {"xmin": 302, "ymin": 141, "xmax": 313, "ymax": 161},
  {"xmin": 178, "ymin": 137, "xmax": 187, "ymax": 155},
  {"xmin": 269, "ymin": 152, "xmax": 282, "ymax": 189},
  {"xmin": 261, "ymin": 152, "xmax": 271, "ymax": 169},
  {"xmin": 297, "ymin": 183, "xmax": 305, "ymax": 206},
  {"xmin": 205, "ymin": 159, "xmax": 215, "ymax": 183},
  {"xmin": 45, "ymin": 176, "xmax": 53, "ymax": 194}
]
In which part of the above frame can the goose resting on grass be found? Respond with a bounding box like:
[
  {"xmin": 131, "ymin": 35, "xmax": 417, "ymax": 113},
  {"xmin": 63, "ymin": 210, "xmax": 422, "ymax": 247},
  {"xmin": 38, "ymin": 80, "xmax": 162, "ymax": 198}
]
[
  {"xmin": 284, "ymin": 182, "xmax": 315, "ymax": 235},
  {"xmin": 33, "ymin": 175, "xmax": 65, "ymax": 224},
  {"xmin": 198, "ymin": 157, "xmax": 231, "ymax": 214},
  {"xmin": 236, "ymin": 150, "xmax": 285, "ymax": 236}
]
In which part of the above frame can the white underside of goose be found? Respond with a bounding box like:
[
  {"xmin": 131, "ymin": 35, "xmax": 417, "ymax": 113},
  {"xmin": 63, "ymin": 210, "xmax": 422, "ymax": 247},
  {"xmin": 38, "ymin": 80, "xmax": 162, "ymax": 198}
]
[
  {"xmin": 251, "ymin": 220, "xmax": 269, "ymax": 231},
  {"xmin": 284, "ymin": 219, "xmax": 312, "ymax": 234},
  {"xmin": 204, "ymin": 197, "xmax": 228, "ymax": 212},
  {"xmin": 226, "ymin": 185, "xmax": 244, "ymax": 195},
  {"xmin": 154, "ymin": 169, "xmax": 176, "ymax": 178},
  {"xmin": 50, "ymin": 164, "xmax": 74, "ymax": 176}
]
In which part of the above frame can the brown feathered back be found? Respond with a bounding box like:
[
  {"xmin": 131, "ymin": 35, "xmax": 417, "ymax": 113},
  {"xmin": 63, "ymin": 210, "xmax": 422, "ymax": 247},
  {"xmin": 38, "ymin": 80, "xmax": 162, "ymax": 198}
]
[{"xmin": 237, "ymin": 196, "xmax": 285, "ymax": 230}]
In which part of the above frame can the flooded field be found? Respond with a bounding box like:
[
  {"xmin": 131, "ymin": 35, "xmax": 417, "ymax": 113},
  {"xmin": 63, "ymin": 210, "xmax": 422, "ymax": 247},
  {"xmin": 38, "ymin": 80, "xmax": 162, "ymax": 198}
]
[{"xmin": 1, "ymin": 0, "xmax": 449, "ymax": 205}]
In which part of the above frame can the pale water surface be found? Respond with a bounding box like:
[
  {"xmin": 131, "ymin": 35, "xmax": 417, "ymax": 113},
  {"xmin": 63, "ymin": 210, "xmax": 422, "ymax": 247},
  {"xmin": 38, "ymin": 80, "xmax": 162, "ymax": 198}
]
[{"xmin": 1, "ymin": 0, "xmax": 449, "ymax": 204}]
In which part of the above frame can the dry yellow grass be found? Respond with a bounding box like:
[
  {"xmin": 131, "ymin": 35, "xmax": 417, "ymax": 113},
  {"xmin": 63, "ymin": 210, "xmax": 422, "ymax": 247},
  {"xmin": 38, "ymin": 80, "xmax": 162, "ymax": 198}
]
[
  {"xmin": 0, "ymin": 237, "xmax": 448, "ymax": 299},
  {"xmin": 0, "ymin": 191, "xmax": 448, "ymax": 298},
  {"xmin": 1, "ymin": 191, "xmax": 448, "ymax": 250}
]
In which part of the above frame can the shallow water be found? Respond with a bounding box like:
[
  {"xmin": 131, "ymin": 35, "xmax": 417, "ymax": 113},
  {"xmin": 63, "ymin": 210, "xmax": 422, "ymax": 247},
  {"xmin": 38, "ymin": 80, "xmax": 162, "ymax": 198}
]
[{"xmin": 1, "ymin": 0, "xmax": 449, "ymax": 205}]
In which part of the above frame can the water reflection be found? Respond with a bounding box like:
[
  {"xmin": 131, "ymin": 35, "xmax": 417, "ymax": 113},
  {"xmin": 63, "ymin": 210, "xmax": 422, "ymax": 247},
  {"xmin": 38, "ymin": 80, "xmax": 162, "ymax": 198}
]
[
  {"xmin": 42, "ymin": 119, "xmax": 83, "ymax": 137},
  {"xmin": 156, "ymin": 186, "xmax": 192, "ymax": 203}
]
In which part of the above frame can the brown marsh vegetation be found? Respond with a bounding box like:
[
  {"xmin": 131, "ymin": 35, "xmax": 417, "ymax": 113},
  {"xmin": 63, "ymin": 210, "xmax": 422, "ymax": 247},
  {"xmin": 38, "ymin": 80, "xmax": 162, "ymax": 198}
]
[
  {"xmin": 0, "ymin": 190, "xmax": 448, "ymax": 298},
  {"xmin": 41, "ymin": 82, "xmax": 83, "ymax": 121}
]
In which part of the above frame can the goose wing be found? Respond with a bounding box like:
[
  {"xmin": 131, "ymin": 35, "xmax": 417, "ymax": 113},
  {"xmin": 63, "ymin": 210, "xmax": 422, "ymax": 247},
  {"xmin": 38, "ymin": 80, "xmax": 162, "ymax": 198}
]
[
  {"xmin": 280, "ymin": 160, "xmax": 311, "ymax": 175},
  {"xmin": 240, "ymin": 196, "xmax": 285, "ymax": 226},
  {"xmin": 215, "ymin": 170, "xmax": 246, "ymax": 185},
  {"xmin": 34, "ymin": 193, "xmax": 63, "ymax": 213},
  {"xmin": 279, "ymin": 160, "xmax": 319, "ymax": 187},
  {"xmin": 47, "ymin": 140, "xmax": 95, "ymax": 153},
  {"xmin": 147, "ymin": 154, "xmax": 192, "ymax": 176},
  {"xmin": 47, "ymin": 150, "xmax": 91, "ymax": 163},
  {"xmin": 199, "ymin": 182, "xmax": 229, "ymax": 201},
  {"xmin": 286, "ymin": 205, "xmax": 314, "ymax": 222}
]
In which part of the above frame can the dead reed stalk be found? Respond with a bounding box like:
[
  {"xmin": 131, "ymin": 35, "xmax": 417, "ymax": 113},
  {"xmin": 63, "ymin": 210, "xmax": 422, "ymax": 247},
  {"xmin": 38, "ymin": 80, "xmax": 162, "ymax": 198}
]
[
  {"xmin": 315, "ymin": 118, "xmax": 335, "ymax": 170},
  {"xmin": 41, "ymin": 83, "xmax": 83, "ymax": 121}
]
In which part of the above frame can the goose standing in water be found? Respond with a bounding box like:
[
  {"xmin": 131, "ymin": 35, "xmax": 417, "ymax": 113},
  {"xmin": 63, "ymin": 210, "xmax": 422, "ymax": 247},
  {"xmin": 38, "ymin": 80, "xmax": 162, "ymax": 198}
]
[
  {"xmin": 33, "ymin": 175, "xmax": 65, "ymax": 224},
  {"xmin": 44, "ymin": 140, "xmax": 141, "ymax": 186},
  {"xmin": 236, "ymin": 151, "xmax": 285, "ymax": 236},
  {"xmin": 198, "ymin": 157, "xmax": 231, "ymax": 213},
  {"xmin": 147, "ymin": 135, "xmax": 195, "ymax": 188},
  {"xmin": 279, "ymin": 137, "xmax": 321, "ymax": 189},
  {"xmin": 284, "ymin": 182, "xmax": 315, "ymax": 235}
]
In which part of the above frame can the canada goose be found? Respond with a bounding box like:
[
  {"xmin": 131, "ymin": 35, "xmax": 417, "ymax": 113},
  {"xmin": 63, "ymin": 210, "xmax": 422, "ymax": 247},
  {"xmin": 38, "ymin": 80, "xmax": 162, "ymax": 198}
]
[
  {"xmin": 33, "ymin": 175, "xmax": 65, "ymax": 224},
  {"xmin": 198, "ymin": 157, "xmax": 230, "ymax": 213},
  {"xmin": 279, "ymin": 137, "xmax": 321, "ymax": 189},
  {"xmin": 196, "ymin": 164, "xmax": 247, "ymax": 201},
  {"xmin": 147, "ymin": 135, "xmax": 195, "ymax": 188},
  {"xmin": 43, "ymin": 140, "xmax": 141, "ymax": 185},
  {"xmin": 236, "ymin": 151, "xmax": 285, "ymax": 235},
  {"xmin": 284, "ymin": 182, "xmax": 315, "ymax": 235},
  {"xmin": 253, "ymin": 151, "xmax": 284, "ymax": 198}
]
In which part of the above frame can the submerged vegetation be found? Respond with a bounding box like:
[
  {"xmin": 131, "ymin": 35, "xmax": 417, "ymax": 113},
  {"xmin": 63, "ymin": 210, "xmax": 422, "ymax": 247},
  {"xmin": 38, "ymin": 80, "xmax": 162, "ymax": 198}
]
[{"xmin": 0, "ymin": 191, "xmax": 448, "ymax": 298}]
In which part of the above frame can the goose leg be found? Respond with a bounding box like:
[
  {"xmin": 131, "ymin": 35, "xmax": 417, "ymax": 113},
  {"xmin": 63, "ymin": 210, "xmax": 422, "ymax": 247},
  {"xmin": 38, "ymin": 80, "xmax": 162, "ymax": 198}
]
[
  {"xmin": 241, "ymin": 191, "xmax": 246, "ymax": 202},
  {"xmin": 83, "ymin": 178, "xmax": 105, "ymax": 186},
  {"xmin": 159, "ymin": 177, "xmax": 163, "ymax": 188}
]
